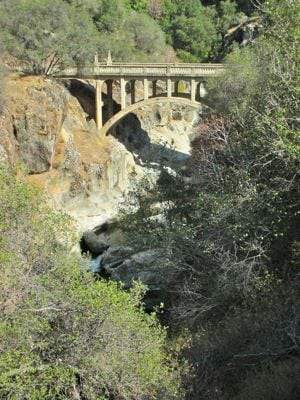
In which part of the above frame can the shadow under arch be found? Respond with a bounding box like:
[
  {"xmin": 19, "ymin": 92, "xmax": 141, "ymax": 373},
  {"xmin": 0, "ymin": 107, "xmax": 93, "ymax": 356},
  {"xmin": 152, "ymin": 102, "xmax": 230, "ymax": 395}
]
[{"xmin": 100, "ymin": 97, "xmax": 202, "ymax": 136}]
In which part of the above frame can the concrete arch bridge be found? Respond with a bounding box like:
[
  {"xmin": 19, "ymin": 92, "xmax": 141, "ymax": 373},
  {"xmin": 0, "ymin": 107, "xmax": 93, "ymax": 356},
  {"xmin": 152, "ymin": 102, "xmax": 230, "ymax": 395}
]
[{"xmin": 55, "ymin": 56, "xmax": 225, "ymax": 135}]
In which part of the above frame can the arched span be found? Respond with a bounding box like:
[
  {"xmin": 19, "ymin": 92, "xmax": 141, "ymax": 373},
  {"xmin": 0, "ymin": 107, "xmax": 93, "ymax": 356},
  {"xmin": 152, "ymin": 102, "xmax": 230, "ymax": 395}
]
[{"xmin": 100, "ymin": 97, "xmax": 202, "ymax": 136}]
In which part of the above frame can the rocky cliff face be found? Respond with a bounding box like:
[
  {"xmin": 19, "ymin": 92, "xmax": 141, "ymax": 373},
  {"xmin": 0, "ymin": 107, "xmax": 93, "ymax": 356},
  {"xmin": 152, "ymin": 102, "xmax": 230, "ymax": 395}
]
[{"xmin": 0, "ymin": 74, "xmax": 200, "ymax": 232}]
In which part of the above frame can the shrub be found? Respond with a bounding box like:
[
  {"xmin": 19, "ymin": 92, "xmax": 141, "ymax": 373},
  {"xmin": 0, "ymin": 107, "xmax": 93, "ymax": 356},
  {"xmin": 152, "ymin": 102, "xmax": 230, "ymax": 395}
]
[
  {"xmin": 0, "ymin": 168, "xmax": 181, "ymax": 399},
  {"xmin": 0, "ymin": 0, "xmax": 100, "ymax": 74}
]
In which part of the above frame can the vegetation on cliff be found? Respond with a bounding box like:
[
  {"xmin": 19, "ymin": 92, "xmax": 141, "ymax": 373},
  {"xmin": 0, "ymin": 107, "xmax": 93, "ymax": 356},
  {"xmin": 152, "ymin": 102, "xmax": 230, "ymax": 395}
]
[
  {"xmin": 0, "ymin": 168, "xmax": 180, "ymax": 399},
  {"xmin": 120, "ymin": 0, "xmax": 300, "ymax": 398},
  {"xmin": 0, "ymin": 0, "xmax": 259, "ymax": 72}
]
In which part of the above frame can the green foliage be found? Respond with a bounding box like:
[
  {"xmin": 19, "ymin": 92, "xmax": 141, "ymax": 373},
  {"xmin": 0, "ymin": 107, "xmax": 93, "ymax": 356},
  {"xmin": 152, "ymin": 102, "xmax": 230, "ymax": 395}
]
[
  {"xmin": 159, "ymin": 0, "xmax": 220, "ymax": 61},
  {"xmin": 0, "ymin": 0, "xmax": 259, "ymax": 69},
  {"xmin": 69, "ymin": 0, "xmax": 128, "ymax": 33},
  {"xmin": 0, "ymin": 0, "xmax": 100, "ymax": 74},
  {"xmin": 125, "ymin": 0, "xmax": 148, "ymax": 13},
  {"xmin": 0, "ymin": 0, "xmax": 169, "ymax": 72},
  {"xmin": 217, "ymin": 0, "xmax": 246, "ymax": 35},
  {"xmin": 119, "ymin": 1, "xmax": 300, "ymax": 398},
  {"xmin": 0, "ymin": 168, "xmax": 180, "ymax": 399}
]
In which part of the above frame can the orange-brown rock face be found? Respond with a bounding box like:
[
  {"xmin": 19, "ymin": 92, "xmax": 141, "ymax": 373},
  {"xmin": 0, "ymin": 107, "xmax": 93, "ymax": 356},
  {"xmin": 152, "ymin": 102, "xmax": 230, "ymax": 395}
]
[
  {"xmin": 0, "ymin": 74, "xmax": 199, "ymax": 231},
  {"xmin": 0, "ymin": 74, "xmax": 144, "ymax": 230}
]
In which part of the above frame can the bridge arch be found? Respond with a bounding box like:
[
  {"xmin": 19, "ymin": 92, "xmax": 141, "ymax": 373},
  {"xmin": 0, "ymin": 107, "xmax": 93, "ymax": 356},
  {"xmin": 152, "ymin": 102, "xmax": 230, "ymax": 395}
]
[{"xmin": 100, "ymin": 96, "xmax": 202, "ymax": 136}]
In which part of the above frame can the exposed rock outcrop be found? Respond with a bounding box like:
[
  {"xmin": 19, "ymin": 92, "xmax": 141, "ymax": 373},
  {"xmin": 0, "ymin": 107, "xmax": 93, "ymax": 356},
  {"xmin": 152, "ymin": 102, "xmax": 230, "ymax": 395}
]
[
  {"xmin": 101, "ymin": 246, "xmax": 177, "ymax": 308},
  {"xmin": 82, "ymin": 230, "xmax": 109, "ymax": 256},
  {"xmin": 0, "ymin": 73, "xmax": 200, "ymax": 232}
]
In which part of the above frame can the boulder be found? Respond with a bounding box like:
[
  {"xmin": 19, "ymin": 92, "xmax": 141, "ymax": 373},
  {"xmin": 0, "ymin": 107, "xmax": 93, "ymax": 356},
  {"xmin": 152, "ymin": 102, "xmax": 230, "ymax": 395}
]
[
  {"xmin": 82, "ymin": 230, "xmax": 109, "ymax": 256},
  {"xmin": 102, "ymin": 248, "xmax": 175, "ymax": 292},
  {"xmin": 101, "ymin": 246, "xmax": 134, "ymax": 270},
  {"xmin": 19, "ymin": 140, "xmax": 52, "ymax": 173}
]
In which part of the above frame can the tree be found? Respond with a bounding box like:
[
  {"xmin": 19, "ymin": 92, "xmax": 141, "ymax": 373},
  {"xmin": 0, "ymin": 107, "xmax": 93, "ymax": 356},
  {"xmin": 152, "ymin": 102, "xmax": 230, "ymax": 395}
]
[
  {"xmin": 125, "ymin": 0, "xmax": 148, "ymax": 13},
  {"xmin": 148, "ymin": 0, "xmax": 164, "ymax": 19},
  {"xmin": 119, "ymin": 1, "xmax": 300, "ymax": 398},
  {"xmin": 125, "ymin": 12, "xmax": 167, "ymax": 57},
  {"xmin": 159, "ymin": 0, "xmax": 219, "ymax": 61},
  {"xmin": 0, "ymin": 0, "xmax": 100, "ymax": 74},
  {"xmin": 0, "ymin": 168, "xmax": 181, "ymax": 399}
]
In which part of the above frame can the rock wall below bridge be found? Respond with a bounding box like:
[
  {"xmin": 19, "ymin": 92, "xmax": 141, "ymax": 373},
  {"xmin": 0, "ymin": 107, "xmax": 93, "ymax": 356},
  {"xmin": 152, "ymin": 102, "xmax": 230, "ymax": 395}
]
[{"xmin": 0, "ymin": 74, "xmax": 200, "ymax": 232}]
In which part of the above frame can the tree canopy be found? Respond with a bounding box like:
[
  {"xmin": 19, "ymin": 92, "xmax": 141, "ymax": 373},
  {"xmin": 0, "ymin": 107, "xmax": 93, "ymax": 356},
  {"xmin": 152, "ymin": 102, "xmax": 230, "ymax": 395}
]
[{"xmin": 0, "ymin": 0, "xmax": 258, "ymax": 73}]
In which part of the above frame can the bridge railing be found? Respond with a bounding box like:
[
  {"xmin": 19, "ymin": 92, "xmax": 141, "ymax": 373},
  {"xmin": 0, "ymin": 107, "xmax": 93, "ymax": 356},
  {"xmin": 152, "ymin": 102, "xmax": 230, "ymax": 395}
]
[{"xmin": 56, "ymin": 63, "xmax": 225, "ymax": 78}]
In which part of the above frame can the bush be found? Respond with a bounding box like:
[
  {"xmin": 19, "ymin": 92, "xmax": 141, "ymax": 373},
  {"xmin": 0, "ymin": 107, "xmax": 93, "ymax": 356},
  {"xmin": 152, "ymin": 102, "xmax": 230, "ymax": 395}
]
[
  {"xmin": 0, "ymin": 0, "xmax": 100, "ymax": 74},
  {"xmin": 0, "ymin": 168, "xmax": 181, "ymax": 399}
]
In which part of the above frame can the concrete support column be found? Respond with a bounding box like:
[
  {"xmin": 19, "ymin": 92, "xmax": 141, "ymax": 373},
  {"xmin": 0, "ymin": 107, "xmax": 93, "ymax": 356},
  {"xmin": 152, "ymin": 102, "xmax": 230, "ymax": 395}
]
[
  {"xmin": 167, "ymin": 78, "xmax": 172, "ymax": 98},
  {"xmin": 120, "ymin": 77, "xmax": 126, "ymax": 110},
  {"xmin": 95, "ymin": 80, "xmax": 104, "ymax": 131},
  {"xmin": 191, "ymin": 78, "xmax": 196, "ymax": 102},
  {"xmin": 174, "ymin": 81, "xmax": 179, "ymax": 95},
  {"xmin": 143, "ymin": 78, "xmax": 149, "ymax": 100},
  {"xmin": 152, "ymin": 80, "xmax": 157, "ymax": 97},
  {"xmin": 131, "ymin": 80, "xmax": 136, "ymax": 104},
  {"xmin": 199, "ymin": 81, "xmax": 207, "ymax": 99},
  {"xmin": 106, "ymin": 80, "xmax": 114, "ymax": 119}
]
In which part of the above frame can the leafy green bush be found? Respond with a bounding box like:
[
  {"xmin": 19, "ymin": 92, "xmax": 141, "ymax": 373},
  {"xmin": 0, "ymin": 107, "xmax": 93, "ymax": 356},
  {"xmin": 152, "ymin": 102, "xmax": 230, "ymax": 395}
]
[
  {"xmin": 0, "ymin": 0, "xmax": 100, "ymax": 74},
  {"xmin": 0, "ymin": 168, "xmax": 181, "ymax": 399}
]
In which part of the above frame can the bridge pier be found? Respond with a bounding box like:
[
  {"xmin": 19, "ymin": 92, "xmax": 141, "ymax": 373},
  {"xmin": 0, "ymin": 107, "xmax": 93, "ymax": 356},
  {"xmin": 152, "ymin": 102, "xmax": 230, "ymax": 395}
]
[
  {"xmin": 95, "ymin": 80, "xmax": 104, "ymax": 131},
  {"xmin": 191, "ymin": 78, "xmax": 196, "ymax": 102},
  {"xmin": 120, "ymin": 78, "xmax": 126, "ymax": 110},
  {"xmin": 199, "ymin": 81, "xmax": 207, "ymax": 98},
  {"xmin": 152, "ymin": 80, "xmax": 157, "ymax": 97},
  {"xmin": 144, "ymin": 78, "xmax": 149, "ymax": 100},
  {"xmin": 167, "ymin": 78, "xmax": 172, "ymax": 98},
  {"xmin": 107, "ymin": 80, "xmax": 114, "ymax": 119},
  {"xmin": 131, "ymin": 80, "xmax": 136, "ymax": 104}
]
